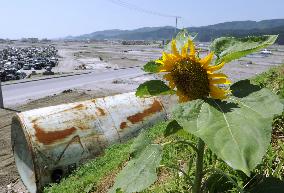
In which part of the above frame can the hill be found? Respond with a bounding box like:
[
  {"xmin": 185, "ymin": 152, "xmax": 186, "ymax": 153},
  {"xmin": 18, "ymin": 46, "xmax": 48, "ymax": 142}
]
[
  {"xmin": 199, "ymin": 19, "xmax": 284, "ymax": 30},
  {"xmin": 66, "ymin": 19, "xmax": 284, "ymax": 44}
]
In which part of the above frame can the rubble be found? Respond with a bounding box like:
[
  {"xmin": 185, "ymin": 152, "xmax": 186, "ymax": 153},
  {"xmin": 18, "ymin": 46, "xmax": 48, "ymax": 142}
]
[
  {"xmin": 0, "ymin": 45, "xmax": 58, "ymax": 81},
  {"xmin": 121, "ymin": 40, "xmax": 151, "ymax": 45}
]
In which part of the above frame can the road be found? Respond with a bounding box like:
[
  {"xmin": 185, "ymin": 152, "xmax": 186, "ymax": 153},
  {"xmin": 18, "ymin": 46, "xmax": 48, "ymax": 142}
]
[
  {"xmin": 2, "ymin": 51, "xmax": 283, "ymax": 107},
  {"xmin": 1, "ymin": 67, "xmax": 144, "ymax": 107}
]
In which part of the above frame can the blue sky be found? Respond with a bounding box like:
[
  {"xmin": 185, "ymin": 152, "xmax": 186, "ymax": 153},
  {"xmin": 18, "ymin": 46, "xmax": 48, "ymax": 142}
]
[{"xmin": 0, "ymin": 0, "xmax": 283, "ymax": 39}]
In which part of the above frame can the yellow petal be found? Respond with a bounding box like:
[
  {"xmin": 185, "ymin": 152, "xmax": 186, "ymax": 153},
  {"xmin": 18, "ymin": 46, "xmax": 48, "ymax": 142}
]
[
  {"xmin": 162, "ymin": 52, "xmax": 167, "ymax": 59},
  {"xmin": 163, "ymin": 73, "xmax": 176, "ymax": 89},
  {"xmin": 158, "ymin": 54, "xmax": 176, "ymax": 72},
  {"xmin": 210, "ymin": 78, "xmax": 231, "ymax": 85},
  {"xmin": 156, "ymin": 59, "xmax": 164, "ymax": 65},
  {"xmin": 200, "ymin": 52, "xmax": 214, "ymax": 68},
  {"xmin": 207, "ymin": 62, "xmax": 225, "ymax": 72},
  {"xmin": 156, "ymin": 52, "xmax": 169, "ymax": 64},
  {"xmin": 171, "ymin": 40, "xmax": 179, "ymax": 57},
  {"xmin": 188, "ymin": 39, "xmax": 195, "ymax": 57},
  {"xmin": 159, "ymin": 65, "xmax": 172, "ymax": 72},
  {"xmin": 160, "ymin": 61, "xmax": 175, "ymax": 72},
  {"xmin": 209, "ymin": 85, "xmax": 228, "ymax": 99},
  {"xmin": 162, "ymin": 52, "xmax": 172, "ymax": 62},
  {"xmin": 163, "ymin": 73, "xmax": 173, "ymax": 81},
  {"xmin": 181, "ymin": 42, "xmax": 188, "ymax": 57}
]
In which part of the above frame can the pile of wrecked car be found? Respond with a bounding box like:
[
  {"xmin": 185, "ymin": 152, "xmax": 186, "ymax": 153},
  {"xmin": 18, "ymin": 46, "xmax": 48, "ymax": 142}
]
[{"xmin": 0, "ymin": 45, "xmax": 58, "ymax": 81}]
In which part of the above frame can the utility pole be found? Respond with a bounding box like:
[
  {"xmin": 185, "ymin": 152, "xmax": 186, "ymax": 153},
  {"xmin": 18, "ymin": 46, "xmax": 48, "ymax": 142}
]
[
  {"xmin": 0, "ymin": 79, "xmax": 3, "ymax": 108},
  {"xmin": 175, "ymin": 16, "xmax": 181, "ymax": 35}
]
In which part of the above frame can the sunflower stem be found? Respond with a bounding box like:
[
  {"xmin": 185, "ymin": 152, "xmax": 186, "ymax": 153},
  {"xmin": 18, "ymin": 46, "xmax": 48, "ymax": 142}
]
[{"xmin": 192, "ymin": 138, "xmax": 205, "ymax": 193}]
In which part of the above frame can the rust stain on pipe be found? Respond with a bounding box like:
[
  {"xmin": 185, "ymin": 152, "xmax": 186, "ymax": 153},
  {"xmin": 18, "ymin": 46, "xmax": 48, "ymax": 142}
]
[
  {"xmin": 127, "ymin": 100, "xmax": 163, "ymax": 124},
  {"xmin": 69, "ymin": 104, "xmax": 86, "ymax": 111},
  {"xmin": 96, "ymin": 107, "xmax": 106, "ymax": 116},
  {"xmin": 34, "ymin": 124, "xmax": 76, "ymax": 145},
  {"xmin": 77, "ymin": 126, "xmax": 89, "ymax": 131},
  {"xmin": 120, "ymin": 122, "xmax": 127, "ymax": 129}
]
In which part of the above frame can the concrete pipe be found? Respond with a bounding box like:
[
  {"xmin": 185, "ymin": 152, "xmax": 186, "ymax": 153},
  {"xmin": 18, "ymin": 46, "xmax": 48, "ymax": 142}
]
[{"xmin": 11, "ymin": 92, "xmax": 176, "ymax": 193}]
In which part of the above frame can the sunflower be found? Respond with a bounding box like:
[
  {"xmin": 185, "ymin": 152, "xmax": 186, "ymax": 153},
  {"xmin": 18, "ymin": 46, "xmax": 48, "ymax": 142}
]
[{"xmin": 156, "ymin": 39, "xmax": 231, "ymax": 102}]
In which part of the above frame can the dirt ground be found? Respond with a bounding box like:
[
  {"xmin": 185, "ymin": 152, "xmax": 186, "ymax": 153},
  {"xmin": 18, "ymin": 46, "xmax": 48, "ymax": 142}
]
[
  {"xmin": 1, "ymin": 40, "xmax": 284, "ymax": 80},
  {"xmin": 0, "ymin": 41, "xmax": 162, "ymax": 76},
  {"xmin": 0, "ymin": 41, "xmax": 284, "ymax": 193}
]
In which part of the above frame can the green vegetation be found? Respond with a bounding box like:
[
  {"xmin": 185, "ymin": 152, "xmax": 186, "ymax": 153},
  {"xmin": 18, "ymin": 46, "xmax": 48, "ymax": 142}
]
[
  {"xmin": 46, "ymin": 31, "xmax": 284, "ymax": 193},
  {"xmin": 210, "ymin": 35, "xmax": 278, "ymax": 64},
  {"xmin": 251, "ymin": 64, "xmax": 284, "ymax": 98},
  {"xmin": 43, "ymin": 122, "xmax": 168, "ymax": 193},
  {"xmin": 44, "ymin": 142, "xmax": 132, "ymax": 193},
  {"xmin": 45, "ymin": 65, "xmax": 284, "ymax": 193},
  {"xmin": 252, "ymin": 64, "xmax": 284, "ymax": 138},
  {"xmin": 124, "ymin": 32, "xmax": 282, "ymax": 193}
]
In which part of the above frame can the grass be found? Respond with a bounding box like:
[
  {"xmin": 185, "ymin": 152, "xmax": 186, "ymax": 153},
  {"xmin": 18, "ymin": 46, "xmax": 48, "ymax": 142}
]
[
  {"xmin": 44, "ymin": 122, "xmax": 169, "ymax": 193},
  {"xmin": 252, "ymin": 64, "xmax": 284, "ymax": 133},
  {"xmin": 44, "ymin": 142, "xmax": 132, "ymax": 193},
  {"xmin": 45, "ymin": 65, "xmax": 284, "ymax": 193},
  {"xmin": 251, "ymin": 64, "xmax": 284, "ymax": 98}
]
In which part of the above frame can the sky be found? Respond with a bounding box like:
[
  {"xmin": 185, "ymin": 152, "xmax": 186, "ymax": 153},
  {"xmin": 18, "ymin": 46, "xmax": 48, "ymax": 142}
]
[{"xmin": 0, "ymin": 0, "xmax": 283, "ymax": 39}]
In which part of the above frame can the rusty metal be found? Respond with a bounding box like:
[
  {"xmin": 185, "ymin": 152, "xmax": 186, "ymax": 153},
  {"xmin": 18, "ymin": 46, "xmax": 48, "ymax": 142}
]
[{"xmin": 11, "ymin": 92, "xmax": 177, "ymax": 193}]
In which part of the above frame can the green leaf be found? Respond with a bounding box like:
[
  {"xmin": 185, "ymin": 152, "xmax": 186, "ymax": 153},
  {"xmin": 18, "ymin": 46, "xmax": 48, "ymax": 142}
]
[
  {"xmin": 108, "ymin": 144, "xmax": 162, "ymax": 193},
  {"xmin": 173, "ymin": 80, "xmax": 283, "ymax": 175},
  {"xmin": 204, "ymin": 168, "xmax": 244, "ymax": 193},
  {"xmin": 249, "ymin": 177, "xmax": 284, "ymax": 193},
  {"xmin": 203, "ymin": 173, "xmax": 235, "ymax": 193},
  {"xmin": 143, "ymin": 60, "xmax": 161, "ymax": 73},
  {"xmin": 135, "ymin": 80, "xmax": 172, "ymax": 97},
  {"xmin": 164, "ymin": 29, "xmax": 196, "ymax": 53},
  {"xmin": 115, "ymin": 188, "xmax": 124, "ymax": 193},
  {"xmin": 210, "ymin": 35, "xmax": 278, "ymax": 64},
  {"xmin": 130, "ymin": 131, "xmax": 151, "ymax": 157},
  {"xmin": 230, "ymin": 79, "xmax": 261, "ymax": 98},
  {"xmin": 164, "ymin": 120, "xmax": 183, "ymax": 137}
]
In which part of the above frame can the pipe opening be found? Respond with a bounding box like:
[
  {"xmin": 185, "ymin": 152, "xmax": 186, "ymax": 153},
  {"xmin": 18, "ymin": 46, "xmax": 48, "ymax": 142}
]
[
  {"xmin": 11, "ymin": 116, "xmax": 37, "ymax": 193},
  {"xmin": 51, "ymin": 169, "xmax": 63, "ymax": 183}
]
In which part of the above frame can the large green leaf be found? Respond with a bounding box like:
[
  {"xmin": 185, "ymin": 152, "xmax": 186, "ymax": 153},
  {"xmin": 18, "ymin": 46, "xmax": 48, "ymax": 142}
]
[
  {"xmin": 143, "ymin": 60, "xmax": 161, "ymax": 73},
  {"xmin": 130, "ymin": 131, "xmax": 151, "ymax": 157},
  {"xmin": 249, "ymin": 177, "xmax": 284, "ymax": 193},
  {"xmin": 210, "ymin": 35, "xmax": 278, "ymax": 64},
  {"xmin": 135, "ymin": 80, "xmax": 173, "ymax": 97},
  {"xmin": 164, "ymin": 29, "xmax": 196, "ymax": 53},
  {"xmin": 164, "ymin": 120, "xmax": 183, "ymax": 137},
  {"xmin": 108, "ymin": 144, "xmax": 162, "ymax": 193},
  {"xmin": 173, "ymin": 80, "xmax": 283, "ymax": 175}
]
